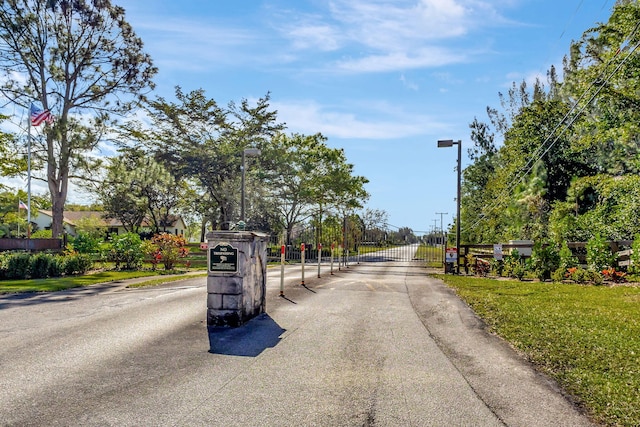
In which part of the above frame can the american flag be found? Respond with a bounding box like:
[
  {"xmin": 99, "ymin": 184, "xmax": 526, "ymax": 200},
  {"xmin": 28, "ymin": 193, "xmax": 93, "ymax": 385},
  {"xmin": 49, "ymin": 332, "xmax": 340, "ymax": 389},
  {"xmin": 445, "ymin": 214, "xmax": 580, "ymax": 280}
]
[
  {"xmin": 30, "ymin": 103, "xmax": 54, "ymax": 126},
  {"xmin": 18, "ymin": 200, "xmax": 28, "ymax": 210}
]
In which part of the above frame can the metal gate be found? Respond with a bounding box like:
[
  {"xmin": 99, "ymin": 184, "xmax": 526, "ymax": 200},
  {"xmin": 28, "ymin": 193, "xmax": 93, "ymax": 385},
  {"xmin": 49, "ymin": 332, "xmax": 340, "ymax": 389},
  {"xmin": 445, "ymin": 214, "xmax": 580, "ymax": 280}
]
[{"xmin": 267, "ymin": 224, "xmax": 445, "ymax": 267}]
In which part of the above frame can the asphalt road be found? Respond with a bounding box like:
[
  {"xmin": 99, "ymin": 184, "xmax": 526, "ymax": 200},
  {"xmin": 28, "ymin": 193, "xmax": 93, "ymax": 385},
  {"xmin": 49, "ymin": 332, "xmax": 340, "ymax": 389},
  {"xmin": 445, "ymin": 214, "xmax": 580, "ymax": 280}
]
[{"xmin": 0, "ymin": 252, "xmax": 595, "ymax": 426}]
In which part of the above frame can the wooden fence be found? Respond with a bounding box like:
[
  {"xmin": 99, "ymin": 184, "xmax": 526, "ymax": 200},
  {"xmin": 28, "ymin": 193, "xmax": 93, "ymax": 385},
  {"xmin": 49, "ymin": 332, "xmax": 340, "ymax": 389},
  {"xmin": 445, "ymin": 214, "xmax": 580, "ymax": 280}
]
[
  {"xmin": 461, "ymin": 240, "xmax": 634, "ymax": 274},
  {"xmin": 0, "ymin": 238, "xmax": 63, "ymax": 252}
]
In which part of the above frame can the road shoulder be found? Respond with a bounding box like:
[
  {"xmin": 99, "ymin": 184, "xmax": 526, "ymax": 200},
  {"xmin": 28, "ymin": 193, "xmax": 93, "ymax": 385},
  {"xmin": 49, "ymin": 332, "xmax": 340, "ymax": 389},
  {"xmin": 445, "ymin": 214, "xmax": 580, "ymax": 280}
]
[{"xmin": 406, "ymin": 274, "xmax": 595, "ymax": 427}]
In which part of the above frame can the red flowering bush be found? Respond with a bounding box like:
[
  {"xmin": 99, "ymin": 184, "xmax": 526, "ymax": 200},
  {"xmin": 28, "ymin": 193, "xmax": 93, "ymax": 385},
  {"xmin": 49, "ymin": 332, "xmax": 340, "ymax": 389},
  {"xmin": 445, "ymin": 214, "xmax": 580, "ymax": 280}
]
[
  {"xmin": 150, "ymin": 233, "xmax": 189, "ymax": 271},
  {"xmin": 602, "ymin": 268, "xmax": 626, "ymax": 283}
]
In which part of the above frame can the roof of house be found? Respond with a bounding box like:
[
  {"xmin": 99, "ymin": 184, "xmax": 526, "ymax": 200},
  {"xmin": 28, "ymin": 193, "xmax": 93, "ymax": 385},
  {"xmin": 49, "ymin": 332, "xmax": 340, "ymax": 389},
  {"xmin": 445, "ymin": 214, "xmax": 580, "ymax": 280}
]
[
  {"xmin": 37, "ymin": 210, "xmax": 185, "ymax": 229},
  {"xmin": 37, "ymin": 210, "xmax": 119, "ymax": 227}
]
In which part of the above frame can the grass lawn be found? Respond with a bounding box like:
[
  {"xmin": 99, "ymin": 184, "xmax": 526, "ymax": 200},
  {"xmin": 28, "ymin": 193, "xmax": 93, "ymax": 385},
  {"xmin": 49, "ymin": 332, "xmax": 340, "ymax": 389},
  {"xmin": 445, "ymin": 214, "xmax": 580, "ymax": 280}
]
[
  {"xmin": 0, "ymin": 269, "xmax": 203, "ymax": 294},
  {"xmin": 416, "ymin": 244, "xmax": 444, "ymax": 267},
  {"xmin": 439, "ymin": 274, "xmax": 640, "ymax": 427}
]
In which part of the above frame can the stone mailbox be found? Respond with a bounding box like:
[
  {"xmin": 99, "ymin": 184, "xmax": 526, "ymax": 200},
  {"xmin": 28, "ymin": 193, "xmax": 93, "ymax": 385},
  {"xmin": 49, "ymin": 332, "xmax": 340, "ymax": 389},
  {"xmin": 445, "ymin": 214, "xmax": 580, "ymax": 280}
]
[{"xmin": 206, "ymin": 231, "xmax": 268, "ymax": 328}]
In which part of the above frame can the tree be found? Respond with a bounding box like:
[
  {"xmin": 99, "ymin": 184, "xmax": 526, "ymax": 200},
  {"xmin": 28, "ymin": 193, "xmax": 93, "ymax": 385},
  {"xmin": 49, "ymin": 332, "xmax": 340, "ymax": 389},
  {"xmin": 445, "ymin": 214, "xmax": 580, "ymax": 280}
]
[
  {"xmin": 96, "ymin": 153, "xmax": 185, "ymax": 234},
  {"xmin": 261, "ymin": 133, "xmax": 369, "ymax": 244},
  {"xmin": 0, "ymin": 0, "xmax": 156, "ymax": 237},
  {"xmin": 0, "ymin": 114, "xmax": 22, "ymax": 176},
  {"xmin": 124, "ymin": 87, "xmax": 284, "ymax": 231}
]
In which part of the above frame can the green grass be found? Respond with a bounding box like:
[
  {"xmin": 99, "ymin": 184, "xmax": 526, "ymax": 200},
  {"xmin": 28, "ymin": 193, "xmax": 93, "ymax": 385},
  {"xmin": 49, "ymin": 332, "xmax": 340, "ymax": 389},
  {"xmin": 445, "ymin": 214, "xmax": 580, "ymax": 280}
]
[
  {"xmin": 438, "ymin": 274, "xmax": 640, "ymax": 426},
  {"xmin": 357, "ymin": 245, "xmax": 389, "ymax": 254},
  {"xmin": 126, "ymin": 272, "xmax": 208, "ymax": 288},
  {"xmin": 0, "ymin": 270, "xmax": 197, "ymax": 294},
  {"xmin": 416, "ymin": 244, "xmax": 445, "ymax": 267}
]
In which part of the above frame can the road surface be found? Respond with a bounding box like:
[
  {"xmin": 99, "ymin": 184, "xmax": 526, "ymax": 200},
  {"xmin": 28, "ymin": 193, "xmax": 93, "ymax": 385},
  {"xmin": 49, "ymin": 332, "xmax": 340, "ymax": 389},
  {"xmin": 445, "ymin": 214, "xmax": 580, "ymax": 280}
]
[{"xmin": 0, "ymin": 254, "xmax": 594, "ymax": 426}]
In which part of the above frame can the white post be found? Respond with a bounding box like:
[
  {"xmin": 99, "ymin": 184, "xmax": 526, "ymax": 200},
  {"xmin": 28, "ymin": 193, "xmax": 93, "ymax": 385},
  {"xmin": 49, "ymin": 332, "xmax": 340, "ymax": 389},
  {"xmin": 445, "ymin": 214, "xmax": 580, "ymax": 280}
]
[
  {"xmin": 317, "ymin": 243, "xmax": 322, "ymax": 278},
  {"xmin": 280, "ymin": 244, "xmax": 285, "ymax": 297},
  {"xmin": 330, "ymin": 244, "xmax": 334, "ymax": 275},
  {"xmin": 300, "ymin": 242, "xmax": 305, "ymax": 286},
  {"xmin": 27, "ymin": 115, "xmax": 32, "ymax": 239}
]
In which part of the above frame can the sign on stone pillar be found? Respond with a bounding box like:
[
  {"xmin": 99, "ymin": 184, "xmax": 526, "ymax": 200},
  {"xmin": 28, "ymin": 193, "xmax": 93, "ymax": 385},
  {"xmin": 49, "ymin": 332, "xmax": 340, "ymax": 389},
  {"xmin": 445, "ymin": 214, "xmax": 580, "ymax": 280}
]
[{"xmin": 209, "ymin": 244, "xmax": 238, "ymax": 273}]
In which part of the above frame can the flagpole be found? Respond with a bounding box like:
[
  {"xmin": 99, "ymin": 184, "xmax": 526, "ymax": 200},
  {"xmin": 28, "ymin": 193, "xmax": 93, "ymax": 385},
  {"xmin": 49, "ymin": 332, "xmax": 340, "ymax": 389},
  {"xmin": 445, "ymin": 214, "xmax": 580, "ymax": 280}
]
[{"xmin": 27, "ymin": 112, "xmax": 31, "ymax": 240}]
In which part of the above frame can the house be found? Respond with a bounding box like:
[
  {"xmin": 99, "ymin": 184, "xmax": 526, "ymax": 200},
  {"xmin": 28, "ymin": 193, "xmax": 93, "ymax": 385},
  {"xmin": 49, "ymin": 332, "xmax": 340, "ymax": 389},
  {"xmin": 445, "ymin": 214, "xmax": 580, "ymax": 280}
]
[{"xmin": 33, "ymin": 210, "xmax": 187, "ymax": 237}]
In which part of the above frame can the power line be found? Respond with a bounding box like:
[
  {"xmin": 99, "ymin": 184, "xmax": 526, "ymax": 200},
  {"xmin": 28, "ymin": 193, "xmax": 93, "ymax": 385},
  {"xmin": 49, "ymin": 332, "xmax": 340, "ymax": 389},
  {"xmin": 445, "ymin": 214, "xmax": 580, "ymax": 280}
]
[{"xmin": 467, "ymin": 19, "xmax": 640, "ymax": 234}]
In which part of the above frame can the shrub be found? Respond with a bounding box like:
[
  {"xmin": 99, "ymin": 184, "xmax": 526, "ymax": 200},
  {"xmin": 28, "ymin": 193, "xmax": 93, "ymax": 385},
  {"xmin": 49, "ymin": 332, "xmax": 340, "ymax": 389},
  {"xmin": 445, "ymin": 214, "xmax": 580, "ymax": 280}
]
[
  {"xmin": 503, "ymin": 250, "xmax": 523, "ymax": 279},
  {"xmin": 107, "ymin": 232, "xmax": 144, "ymax": 270},
  {"xmin": 602, "ymin": 268, "xmax": 626, "ymax": 283},
  {"xmin": 586, "ymin": 233, "xmax": 616, "ymax": 271},
  {"xmin": 569, "ymin": 267, "xmax": 589, "ymax": 284},
  {"xmin": 558, "ymin": 241, "xmax": 579, "ymax": 271},
  {"xmin": 30, "ymin": 253, "xmax": 53, "ymax": 279},
  {"xmin": 0, "ymin": 252, "xmax": 8, "ymax": 279},
  {"xmin": 630, "ymin": 234, "xmax": 640, "ymax": 274},
  {"xmin": 72, "ymin": 232, "xmax": 103, "ymax": 254},
  {"xmin": 48, "ymin": 256, "xmax": 65, "ymax": 277},
  {"xmin": 63, "ymin": 253, "xmax": 93, "ymax": 275},
  {"xmin": 589, "ymin": 270, "xmax": 604, "ymax": 285},
  {"xmin": 31, "ymin": 229, "xmax": 53, "ymax": 238},
  {"xmin": 531, "ymin": 242, "xmax": 560, "ymax": 282},
  {"xmin": 142, "ymin": 240, "xmax": 161, "ymax": 271},
  {"xmin": 512, "ymin": 262, "xmax": 527, "ymax": 281},
  {"xmin": 151, "ymin": 233, "xmax": 189, "ymax": 270},
  {"xmin": 490, "ymin": 259, "xmax": 504, "ymax": 277},
  {"xmin": 6, "ymin": 252, "xmax": 31, "ymax": 279},
  {"xmin": 551, "ymin": 267, "xmax": 566, "ymax": 282}
]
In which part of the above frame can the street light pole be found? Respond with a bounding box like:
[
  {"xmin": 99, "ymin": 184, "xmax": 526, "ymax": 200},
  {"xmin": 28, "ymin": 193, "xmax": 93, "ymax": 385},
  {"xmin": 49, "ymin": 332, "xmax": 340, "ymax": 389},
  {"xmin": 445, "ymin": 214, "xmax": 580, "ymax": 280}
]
[
  {"xmin": 241, "ymin": 148, "xmax": 261, "ymax": 224},
  {"xmin": 437, "ymin": 139, "xmax": 462, "ymax": 274}
]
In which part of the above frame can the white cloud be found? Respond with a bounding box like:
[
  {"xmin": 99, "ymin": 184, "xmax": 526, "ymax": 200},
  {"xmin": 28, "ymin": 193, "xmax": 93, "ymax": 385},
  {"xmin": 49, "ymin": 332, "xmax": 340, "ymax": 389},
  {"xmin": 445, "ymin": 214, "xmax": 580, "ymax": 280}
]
[
  {"xmin": 273, "ymin": 99, "xmax": 448, "ymax": 139},
  {"xmin": 336, "ymin": 47, "xmax": 467, "ymax": 72},
  {"xmin": 275, "ymin": 0, "xmax": 509, "ymax": 74},
  {"xmin": 128, "ymin": 18, "xmax": 263, "ymax": 71},
  {"xmin": 400, "ymin": 74, "xmax": 419, "ymax": 90}
]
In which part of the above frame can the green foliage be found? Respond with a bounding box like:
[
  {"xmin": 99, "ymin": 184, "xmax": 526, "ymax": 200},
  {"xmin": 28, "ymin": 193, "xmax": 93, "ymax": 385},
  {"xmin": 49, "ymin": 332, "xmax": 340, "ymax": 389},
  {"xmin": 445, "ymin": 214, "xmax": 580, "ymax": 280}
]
[
  {"xmin": 511, "ymin": 262, "xmax": 527, "ymax": 281},
  {"xmin": 106, "ymin": 233, "xmax": 144, "ymax": 270},
  {"xmin": 47, "ymin": 256, "xmax": 65, "ymax": 278},
  {"xmin": 630, "ymin": 234, "xmax": 640, "ymax": 274},
  {"xmin": 461, "ymin": 2, "xmax": 640, "ymax": 245},
  {"xmin": 0, "ymin": 0, "xmax": 156, "ymax": 237},
  {"xmin": 586, "ymin": 234, "xmax": 616, "ymax": 271},
  {"xmin": 5, "ymin": 252, "xmax": 31, "ymax": 279},
  {"xmin": 30, "ymin": 253, "xmax": 53, "ymax": 279},
  {"xmin": 490, "ymin": 259, "xmax": 504, "ymax": 277},
  {"xmin": 503, "ymin": 250, "xmax": 522, "ymax": 279},
  {"xmin": 31, "ymin": 229, "xmax": 52, "ymax": 238},
  {"xmin": 569, "ymin": 267, "xmax": 588, "ymax": 284},
  {"xmin": 0, "ymin": 252, "xmax": 58, "ymax": 280},
  {"xmin": 71, "ymin": 232, "xmax": 103, "ymax": 254},
  {"xmin": 530, "ymin": 242, "xmax": 560, "ymax": 281},
  {"xmin": 558, "ymin": 241, "xmax": 579, "ymax": 271},
  {"xmin": 63, "ymin": 253, "xmax": 93, "ymax": 276},
  {"xmin": 551, "ymin": 267, "xmax": 566, "ymax": 283}
]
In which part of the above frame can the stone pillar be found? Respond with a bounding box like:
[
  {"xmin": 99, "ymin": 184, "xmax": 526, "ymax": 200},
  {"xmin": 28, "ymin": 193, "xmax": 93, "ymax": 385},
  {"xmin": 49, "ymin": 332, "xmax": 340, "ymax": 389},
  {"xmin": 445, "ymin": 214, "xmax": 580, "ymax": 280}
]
[{"xmin": 206, "ymin": 231, "xmax": 268, "ymax": 328}]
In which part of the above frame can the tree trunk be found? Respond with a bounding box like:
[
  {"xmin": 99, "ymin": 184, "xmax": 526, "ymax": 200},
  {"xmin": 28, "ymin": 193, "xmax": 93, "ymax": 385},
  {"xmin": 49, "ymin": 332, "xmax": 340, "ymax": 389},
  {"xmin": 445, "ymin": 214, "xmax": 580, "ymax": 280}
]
[
  {"xmin": 47, "ymin": 139, "xmax": 69, "ymax": 239},
  {"xmin": 200, "ymin": 218, "xmax": 207, "ymax": 242}
]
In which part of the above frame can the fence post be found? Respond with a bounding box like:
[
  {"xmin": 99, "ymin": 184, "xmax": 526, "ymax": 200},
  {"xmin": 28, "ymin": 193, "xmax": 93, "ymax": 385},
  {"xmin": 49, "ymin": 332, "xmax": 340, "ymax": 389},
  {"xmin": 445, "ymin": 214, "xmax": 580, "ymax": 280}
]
[
  {"xmin": 280, "ymin": 244, "xmax": 285, "ymax": 297},
  {"xmin": 330, "ymin": 243, "xmax": 335, "ymax": 275},
  {"xmin": 301, "ymin": 242, "xmax": 305, "ymax": 286}
]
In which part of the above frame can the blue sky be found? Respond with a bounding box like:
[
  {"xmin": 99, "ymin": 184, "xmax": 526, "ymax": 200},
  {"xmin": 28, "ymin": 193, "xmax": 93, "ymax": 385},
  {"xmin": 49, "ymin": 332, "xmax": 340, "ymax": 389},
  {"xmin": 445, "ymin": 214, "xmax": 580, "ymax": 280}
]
[{"xmin": 10, "ymin": 0, "xmax": 617, "ymax": 233}]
